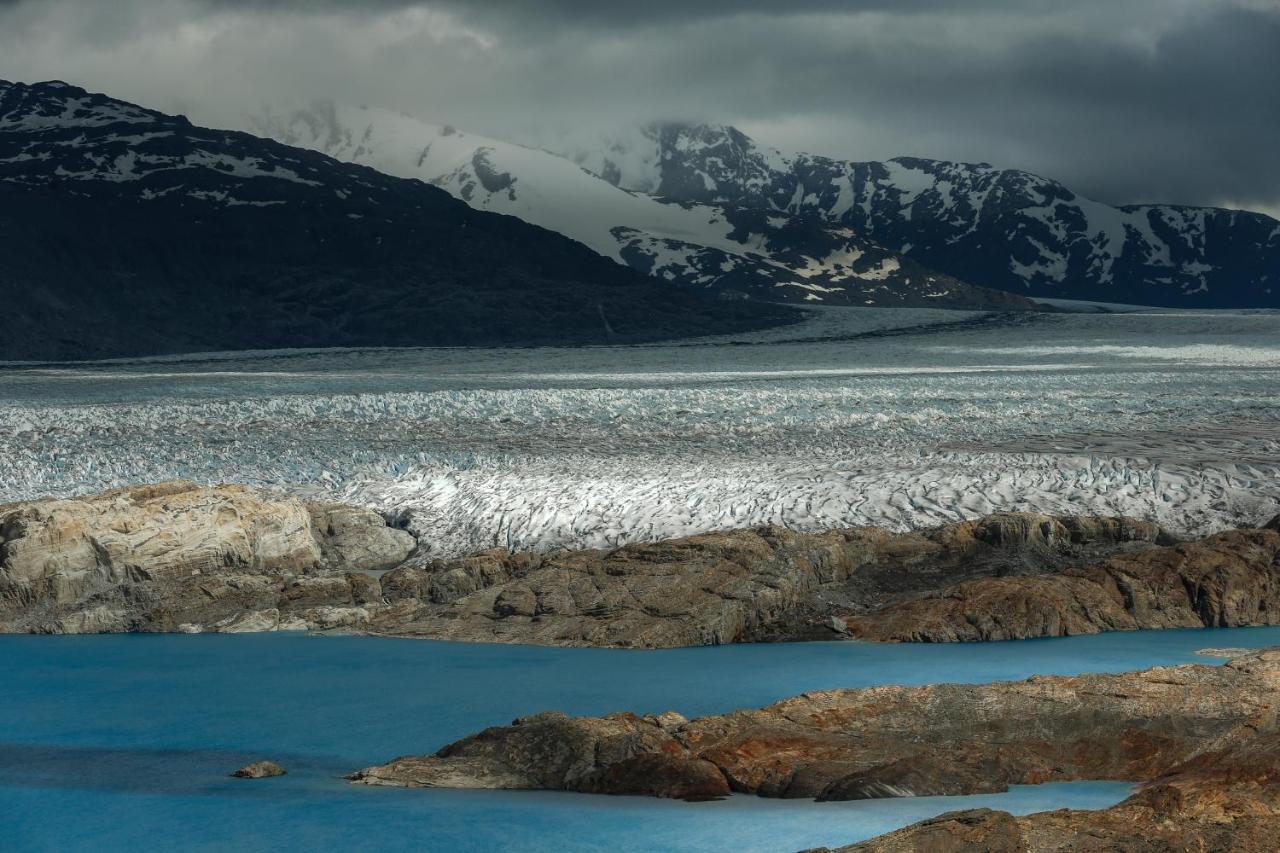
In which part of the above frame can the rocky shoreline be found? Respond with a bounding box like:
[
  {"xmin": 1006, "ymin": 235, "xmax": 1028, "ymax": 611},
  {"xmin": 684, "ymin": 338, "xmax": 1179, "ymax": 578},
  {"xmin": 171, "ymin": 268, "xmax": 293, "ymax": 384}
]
[
  {"xmin": 0, "ymin": 481, "xmax": 415, "ymax": 633},
  {"xmin": 3, "ymin": 482, "xmax": 1278, "ymax": 648},
  {"xmin": 6, "ymin": 481, "xmax": 1280, "ymax": 849},
  {"xmin": 827, "ymin": 728, "xmax": 1280, "ymax": 850},
  {"xmin": 347, "ymin": 648, "xmax": 1280, "ymax": 800}
]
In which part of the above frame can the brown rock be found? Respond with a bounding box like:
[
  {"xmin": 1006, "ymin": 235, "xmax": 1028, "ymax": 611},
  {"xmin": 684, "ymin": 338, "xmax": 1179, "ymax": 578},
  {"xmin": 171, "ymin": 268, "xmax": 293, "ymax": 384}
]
[
  {"xmin": 347, "ymin": 648, "xmax": 1280, "ymax": 802},
  {"xmin": 575, "ymin": 754, "xmax": 730, "ymax": 800},
  {"xmin": 493, "ymin": 585, "xmax": 537, "ymax": 617},
  {"xmin": 846, "ymin": 528, "xmax": 1280, "ymax": 642},
  {"xmin": 835, "ymin": 808, "xmax": 1027, "ymax": 852},
  {"xmin": 231, "ymin": 760, "xmax": 286, "ymax": 779},
  {"xmin": 840, "ymin": 731, "xmax": 1280, "ymax": 851},
  {"xmin": 366, "ymin": 512, "xmax": 1170, "ymax": 647},
  {"xmin": 9, "ymin": 484, "xmax": 1278, "ymax": 651}
]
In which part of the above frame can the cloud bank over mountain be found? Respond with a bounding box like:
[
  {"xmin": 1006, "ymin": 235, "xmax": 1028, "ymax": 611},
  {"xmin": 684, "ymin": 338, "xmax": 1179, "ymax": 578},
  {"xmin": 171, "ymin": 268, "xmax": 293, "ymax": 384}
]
[{"xmin": 0, "ymin": 0, "xmax": 1275, "ymax": 215}]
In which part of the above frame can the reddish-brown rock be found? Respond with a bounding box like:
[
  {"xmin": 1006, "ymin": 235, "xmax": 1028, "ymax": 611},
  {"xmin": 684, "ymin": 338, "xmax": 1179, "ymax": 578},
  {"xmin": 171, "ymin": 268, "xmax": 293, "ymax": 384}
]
[
  {"xmin": 846, "ymin": 527, "xmax": 1280, "ymax": 642},
  {"xmin": 347, "ymin": 648, "xmax": 1280, "ymax": 804},
  {"xmin": 833, "ymin": 732, "xmax": 1280, "ymax": 851},
  {"xmin": 368, "ymin": 512, "xmax": 1170, "ymax": 647}
]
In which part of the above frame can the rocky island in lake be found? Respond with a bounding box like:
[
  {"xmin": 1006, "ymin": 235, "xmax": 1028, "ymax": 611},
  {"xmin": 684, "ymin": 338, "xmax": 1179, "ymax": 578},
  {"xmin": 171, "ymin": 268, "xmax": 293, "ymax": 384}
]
[{"xmin": 350, "ymin": 648, "xmax": 1280, "ymax": 850}]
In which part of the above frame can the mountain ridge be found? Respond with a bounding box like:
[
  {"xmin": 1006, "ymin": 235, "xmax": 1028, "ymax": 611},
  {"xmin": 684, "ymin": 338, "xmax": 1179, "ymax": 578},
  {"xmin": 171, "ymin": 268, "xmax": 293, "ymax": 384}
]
[
  {"xmin": 556, "ymin": 122, "xmax": 1279, "ymax": 307},
  {"xmin": 249, "ymin": 101, "xmax": 1037, "ymax": 311},
  {"xmin": 0, "ymin": 80, "xmax": 795, "ymax": 361}
]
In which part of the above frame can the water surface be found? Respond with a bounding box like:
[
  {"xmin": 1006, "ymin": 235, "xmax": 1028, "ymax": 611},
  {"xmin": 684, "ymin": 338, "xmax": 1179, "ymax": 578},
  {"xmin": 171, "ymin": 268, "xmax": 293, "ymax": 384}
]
[{"xmin": 5, "ymin": 626, "xmax": 1280, "ymax": 851}]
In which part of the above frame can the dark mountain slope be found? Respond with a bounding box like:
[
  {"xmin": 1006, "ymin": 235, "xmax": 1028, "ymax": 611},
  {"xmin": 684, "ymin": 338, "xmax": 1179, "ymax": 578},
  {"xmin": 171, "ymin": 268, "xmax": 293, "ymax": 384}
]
[{"xmin": 0, "ymin": 81, "xmax": 795, "ymax": 361}]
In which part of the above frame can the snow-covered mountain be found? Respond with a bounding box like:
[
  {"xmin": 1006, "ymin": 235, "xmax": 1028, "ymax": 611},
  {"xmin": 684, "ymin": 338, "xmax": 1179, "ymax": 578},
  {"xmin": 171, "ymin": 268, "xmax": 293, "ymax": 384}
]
[
  {"xmin": 553, "ymin": 123, "xmax": 1280, "ymax": 308},
  {"xmin": 0, "ymin": 81, "xmax": 790, "ymax": 360},
  {"xmin": 249, "ymin": 103, "xmax": 1036, "ymax": 310}
]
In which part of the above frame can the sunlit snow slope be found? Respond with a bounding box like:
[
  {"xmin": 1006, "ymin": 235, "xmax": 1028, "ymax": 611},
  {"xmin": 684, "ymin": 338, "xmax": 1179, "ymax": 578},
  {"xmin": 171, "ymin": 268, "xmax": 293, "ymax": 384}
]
[
  {"xmin": 552, "ymin": 123, "xmax": 1280, "ymax": 307},
  {"xmin": 250, "ymin": 103, "xmax": 1032, "ymax": 310}
]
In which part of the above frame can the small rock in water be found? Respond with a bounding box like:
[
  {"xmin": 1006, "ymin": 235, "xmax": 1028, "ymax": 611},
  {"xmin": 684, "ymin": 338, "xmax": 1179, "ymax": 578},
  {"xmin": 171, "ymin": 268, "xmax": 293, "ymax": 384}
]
[
  {"xmin": 1195, "ymin": 647, "xmax": 1251, "ymax": 659},
  {"xmin": 231, "ymin": 760, "xmax": 287, "ymax": 779}
]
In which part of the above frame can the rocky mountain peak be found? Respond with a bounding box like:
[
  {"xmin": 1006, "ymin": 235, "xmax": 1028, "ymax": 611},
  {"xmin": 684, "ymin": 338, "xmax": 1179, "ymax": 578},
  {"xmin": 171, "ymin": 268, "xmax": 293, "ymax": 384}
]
[
  {"xmin": 0, "ymin": 79, "xmax": 180, "ymax": 132},
  {"xmin": 583, "ymin": 121, "xmax": 1279, "ymax": 307}
]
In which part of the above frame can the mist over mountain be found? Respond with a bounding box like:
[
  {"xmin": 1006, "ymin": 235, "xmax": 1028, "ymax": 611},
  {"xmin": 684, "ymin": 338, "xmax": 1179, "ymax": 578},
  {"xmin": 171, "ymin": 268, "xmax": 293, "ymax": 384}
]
[
  {"xmin": 252, "ymin": 103, "xmax": 1280, "ymax": 310},
  {"xmin": 251, "ymin": 102, "xmax": 1033, "ymax": 311}
]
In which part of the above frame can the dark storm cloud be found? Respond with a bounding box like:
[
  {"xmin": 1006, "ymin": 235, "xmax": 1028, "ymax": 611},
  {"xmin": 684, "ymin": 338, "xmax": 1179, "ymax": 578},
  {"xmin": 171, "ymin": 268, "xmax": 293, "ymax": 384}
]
[
  {"xmin": 147, "ymin": 0, "xmax": 1083, "ymax": 23},
  {"xmin": 0, "ymin": 0, "xmax": 1275, "ymax": 214}
]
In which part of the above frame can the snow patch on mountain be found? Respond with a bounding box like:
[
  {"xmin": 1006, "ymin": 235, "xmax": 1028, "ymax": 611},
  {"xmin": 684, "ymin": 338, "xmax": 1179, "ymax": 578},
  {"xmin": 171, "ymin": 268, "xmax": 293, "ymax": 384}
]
[
  {"xmin": 252, "ymin": 103, "xmax": 749, "ymax": 264},
  {"xmin": 549, "ymin": 123, "xmax": 1278, "ymax": 308},
  {"xmin": 249, "ymin": 103, "xmax": 1020, "ymax": 309}
]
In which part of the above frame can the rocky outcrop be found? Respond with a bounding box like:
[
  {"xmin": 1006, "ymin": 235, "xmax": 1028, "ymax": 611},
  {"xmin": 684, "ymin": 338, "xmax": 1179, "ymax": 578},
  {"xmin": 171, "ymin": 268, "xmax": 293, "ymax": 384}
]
[
  {"xmin": 833, "ymin": 731, "xmax": 1280, "ymax": 851},
  {"xmin": 347, "ymin": 648, "xmax": 1280, "ymax": 803},
  {"xmin": 845, "ymin": 527, "xmax": 1280, "ymax": 642},
  {"xmin": 350, "ymin": 709, "xmax": 731, "ymax": 801},
  {"xmin": 231, "ymin": 760, "xmax": 287, "ymax": 779},
  {"xmin": 5, "ymin": 483, "xmax": 1278, "ymax": 647},
  {"xmin": 366, "ymin": 513, "xmax": 1170, "ymax": 647},
  {"xmin": 0, "ymin": 482, "xmax": 414, "ymax": 633}
]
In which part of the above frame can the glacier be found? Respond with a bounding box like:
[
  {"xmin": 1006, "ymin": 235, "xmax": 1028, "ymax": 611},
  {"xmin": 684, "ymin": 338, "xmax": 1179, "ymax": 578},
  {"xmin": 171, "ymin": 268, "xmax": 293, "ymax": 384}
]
[{"xmin": 1, "ymin": 306, "xmax": 1277, "ymax": 558}]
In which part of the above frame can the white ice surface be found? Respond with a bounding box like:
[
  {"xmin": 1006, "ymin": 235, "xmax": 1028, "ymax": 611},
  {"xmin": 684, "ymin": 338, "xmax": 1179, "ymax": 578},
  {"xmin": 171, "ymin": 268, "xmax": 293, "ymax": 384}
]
[
  {"xmin": 1, "ymin": 307, "xmax": 1277, "ymax": 557},
  {"xmin": 249, "ymin": 104, "xmax": 753, "ymax": 265}
]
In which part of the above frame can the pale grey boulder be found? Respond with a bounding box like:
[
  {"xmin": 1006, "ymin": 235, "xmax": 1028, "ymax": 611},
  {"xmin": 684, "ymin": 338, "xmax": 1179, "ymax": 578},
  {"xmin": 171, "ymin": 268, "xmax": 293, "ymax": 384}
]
[{"xmin": 0, "ymin": 482, "xmax": 416, "ymax": 634}]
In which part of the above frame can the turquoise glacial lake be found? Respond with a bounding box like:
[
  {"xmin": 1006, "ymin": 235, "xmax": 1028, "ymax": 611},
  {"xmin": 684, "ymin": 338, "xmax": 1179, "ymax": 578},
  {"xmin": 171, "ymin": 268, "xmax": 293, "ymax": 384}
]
[{"xmin": 5, "ymin": 626, "xmax": 1280, "ymax": 852}]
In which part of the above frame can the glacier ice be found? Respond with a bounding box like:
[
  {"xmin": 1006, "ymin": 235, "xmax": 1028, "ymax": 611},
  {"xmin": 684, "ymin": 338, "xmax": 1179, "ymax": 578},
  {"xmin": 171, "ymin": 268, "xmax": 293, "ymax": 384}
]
[{"xmin": 0, "ymin": 307, "xmax": 1277, "ymax": 558}]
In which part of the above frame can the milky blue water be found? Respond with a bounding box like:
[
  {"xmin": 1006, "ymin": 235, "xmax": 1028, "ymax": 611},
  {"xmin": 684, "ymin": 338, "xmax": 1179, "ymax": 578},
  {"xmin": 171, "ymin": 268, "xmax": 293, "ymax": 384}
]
[{"xmin": 4, "ymin": 627, "xmax": 1280, "ymax": 852}]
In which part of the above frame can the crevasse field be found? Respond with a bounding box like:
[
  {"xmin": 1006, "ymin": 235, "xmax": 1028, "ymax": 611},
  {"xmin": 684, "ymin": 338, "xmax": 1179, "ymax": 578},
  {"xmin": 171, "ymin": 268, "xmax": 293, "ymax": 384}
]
[{"xmin": 3, "ymin": 305, "xmax": 1278, "ymax": 554}]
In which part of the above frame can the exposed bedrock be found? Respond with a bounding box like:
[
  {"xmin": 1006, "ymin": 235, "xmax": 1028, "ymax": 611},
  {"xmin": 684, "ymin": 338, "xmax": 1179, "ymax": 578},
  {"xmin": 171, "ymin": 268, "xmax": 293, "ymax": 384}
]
[
  {"xmin": 369, "ymin": 512, "xmax": 1177, "ymax": 647},
  {"xmin": 844, "ymin": 526, "xmax": 1280, "ymax": 642},
  {"xmin": 3, "ymin": 481, "xmax": 1278, "ymax": 646},
  {"xmin": 231, "ymin": 760, "xmax": 287, "ymax": 779},
  {"xmin": 829, "ymin": 730, "xmax": 1280, "ymax": 851},
  {"xmin": 0, "ymin": 481, "xmax": 414, "ymax": 633},
  {"xmin": 348, "ymin": 648, "xmax": 1280, "ymax": 804}
]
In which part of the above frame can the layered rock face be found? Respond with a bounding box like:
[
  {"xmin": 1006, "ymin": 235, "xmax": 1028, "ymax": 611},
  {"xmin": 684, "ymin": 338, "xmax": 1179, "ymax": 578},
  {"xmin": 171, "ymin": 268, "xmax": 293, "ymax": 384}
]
[
  {"xmin": 834, "ymin": 731, "xmax": 1280, "ymax": 851},
  {"xmin": 0, "ymin": 482, "xmax": 414, "ymax": 633},
  {"xmin": 845, "ymin": 527, "xmax": 1280, "ymax": 642},
  {"xmin": 367, "ymin": 513, "xmax": 1171, "ymax": 647},
  {"xmin": 349, "ymin": 648, "xmax": 1280, "ymax": 804}
]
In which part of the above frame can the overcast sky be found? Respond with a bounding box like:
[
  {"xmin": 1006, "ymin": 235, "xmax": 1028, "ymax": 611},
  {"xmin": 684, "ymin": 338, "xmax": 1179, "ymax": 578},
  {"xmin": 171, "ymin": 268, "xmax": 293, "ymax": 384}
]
[{"xmin": 0, "ymin": 0, "xmax": 1276, "ymax": 216}]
